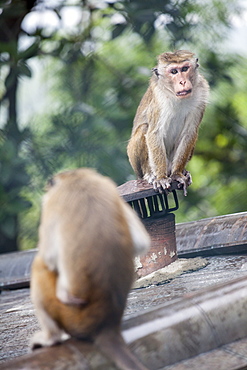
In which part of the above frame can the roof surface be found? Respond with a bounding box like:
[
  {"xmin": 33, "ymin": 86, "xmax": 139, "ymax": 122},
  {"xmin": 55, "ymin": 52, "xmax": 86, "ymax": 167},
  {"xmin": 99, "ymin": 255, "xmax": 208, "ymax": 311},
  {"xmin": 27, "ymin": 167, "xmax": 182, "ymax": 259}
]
[{"xmin": 1, "ymin": 212, "xmax": 247, "ymax": 369}]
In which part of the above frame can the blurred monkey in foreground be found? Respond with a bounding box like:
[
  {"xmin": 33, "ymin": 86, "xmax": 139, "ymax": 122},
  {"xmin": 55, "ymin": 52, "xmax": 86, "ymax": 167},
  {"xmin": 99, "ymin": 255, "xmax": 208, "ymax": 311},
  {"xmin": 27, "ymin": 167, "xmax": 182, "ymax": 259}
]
[
  {"xmin": 127, "ymin": 50, "xmax": 209, "ymax": 195},
  {"xmin": 31, "ymin": 168, "xmax": 150, "ymax": 370}
]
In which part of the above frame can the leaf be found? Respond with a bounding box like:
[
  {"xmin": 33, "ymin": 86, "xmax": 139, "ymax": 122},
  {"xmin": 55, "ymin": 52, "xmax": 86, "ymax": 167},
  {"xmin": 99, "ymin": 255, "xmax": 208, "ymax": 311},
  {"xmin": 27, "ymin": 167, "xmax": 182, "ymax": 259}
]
[
  {"xmin": 112, "ymin": 23, "xmax": 127, "ymax": 39},
  {"xmin": 0, "ymin": 41, "xmax": 18, "ymax": 57},
  {"xmin": 18, "ymin": 40, "xmax": 40, "ymax": 60},
  {"xmin": 17, "ymin": 61, "xmax": 32, "ymax": 78}
]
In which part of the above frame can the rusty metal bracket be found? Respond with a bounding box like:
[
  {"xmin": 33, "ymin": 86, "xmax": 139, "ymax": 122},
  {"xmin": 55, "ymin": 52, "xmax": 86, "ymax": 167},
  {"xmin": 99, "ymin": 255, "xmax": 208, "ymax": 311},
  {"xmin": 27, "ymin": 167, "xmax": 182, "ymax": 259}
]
[
  {"xmin": 118, "ymin": 180, "xmax": 180, "ymax": 219},
  {"xmin": 118, "ymin": 180, "xmax": 180, "ymax": 277},
  {"xmin": 128, "ymin": 190, "xmax": 179, "ymax": 219}
]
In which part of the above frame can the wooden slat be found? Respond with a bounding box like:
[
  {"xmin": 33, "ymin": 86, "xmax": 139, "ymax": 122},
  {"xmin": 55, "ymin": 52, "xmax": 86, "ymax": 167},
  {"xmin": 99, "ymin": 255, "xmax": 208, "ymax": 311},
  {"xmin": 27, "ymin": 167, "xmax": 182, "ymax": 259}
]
[
  {"xmin": 0, "ymin": 249, "xmax": 36, "ymax": 290},
  {"xmin": 1, "ymin": 212, "xmax": 247, "ymax": 289},
  {"xmin": 3, "ymin": 274, "xmax": 247, "ymax": 369},
  {"xmin": 176, "ymin": 212, "xmax": 247, "ymax": 256},
  {"xmin": 117, "ymin": 179, "xmax": 183, "ymax": 202}
]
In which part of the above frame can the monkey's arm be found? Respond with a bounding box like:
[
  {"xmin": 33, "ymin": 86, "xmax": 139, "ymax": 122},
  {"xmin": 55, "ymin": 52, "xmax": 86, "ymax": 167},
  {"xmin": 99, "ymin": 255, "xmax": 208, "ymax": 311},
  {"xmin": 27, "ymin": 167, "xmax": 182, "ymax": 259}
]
[
  {"xmin": 170, "ymin": 131, "xmax": 198, "ymax": 196},
  {"xmin": 122, "ymin": 202, "xmax": 150, "ymax": 256},
  {"xmin": 145, "ymin": 129, "xmax": 172, "ymax": 193}
]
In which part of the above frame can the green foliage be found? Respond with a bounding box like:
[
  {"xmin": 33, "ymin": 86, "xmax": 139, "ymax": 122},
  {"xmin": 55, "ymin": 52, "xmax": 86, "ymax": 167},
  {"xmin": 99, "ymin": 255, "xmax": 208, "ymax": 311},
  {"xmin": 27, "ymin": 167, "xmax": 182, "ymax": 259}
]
[
  {"xmin": 0, "ymin": 133, "xmax": 31, "ymax": 252},
  {"xmin": 26, "ymin": 108, "xmax": 130, "ymax": 182}
]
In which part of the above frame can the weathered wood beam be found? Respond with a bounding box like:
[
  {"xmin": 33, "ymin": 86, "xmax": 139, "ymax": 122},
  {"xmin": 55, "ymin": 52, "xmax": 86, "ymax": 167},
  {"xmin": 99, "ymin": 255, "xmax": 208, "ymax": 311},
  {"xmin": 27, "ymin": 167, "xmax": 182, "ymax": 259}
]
[
  {"xmin": 2, "ymin": 274, "xmax": 247, "ymax": 369},
  {"xmin": 1, "ymin": 212, "xmax": 247, "ymax": 289},
  {"xmin": 176, "ymin": 212, "xmax": 247, "ymax": 257},
  {"xmin": 117, "ymin": 179, "xmax": 180, "ymax": 202}
]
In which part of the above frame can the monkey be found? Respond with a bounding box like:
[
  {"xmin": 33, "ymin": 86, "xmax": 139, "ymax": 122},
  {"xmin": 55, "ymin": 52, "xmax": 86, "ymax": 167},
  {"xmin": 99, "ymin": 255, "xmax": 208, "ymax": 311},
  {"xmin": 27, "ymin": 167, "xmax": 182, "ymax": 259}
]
[
  {"xmin": 127, "ymin": 50, "xmax": 209, "ymax": 196},
  {"xmin": 30, "ymin": 168, "xmax": 150, "ymax": 370}
]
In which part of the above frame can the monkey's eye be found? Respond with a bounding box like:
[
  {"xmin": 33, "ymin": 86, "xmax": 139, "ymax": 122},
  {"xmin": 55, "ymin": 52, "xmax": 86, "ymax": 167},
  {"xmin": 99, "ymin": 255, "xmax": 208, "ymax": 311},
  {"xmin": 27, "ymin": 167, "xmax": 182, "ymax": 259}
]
[
  {"xmin": 170, "ymin": 69, "xmax": 178, "ymax": 75},
  {"xmin": 181, "ymin": 66, "xmax": 189, "ymax": 72}
]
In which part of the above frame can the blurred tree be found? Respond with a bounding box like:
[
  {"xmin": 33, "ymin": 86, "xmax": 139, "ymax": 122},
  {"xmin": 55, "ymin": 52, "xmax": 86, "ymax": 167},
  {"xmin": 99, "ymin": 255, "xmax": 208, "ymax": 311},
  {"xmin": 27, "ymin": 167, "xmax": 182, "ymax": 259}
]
[
  {"xmin": 0, "ymin": 0, "xmax": 38, "ymax": 252},
  {"xmin": 0, "ymin": 0, "xmax": 245, "ymax": 252}
]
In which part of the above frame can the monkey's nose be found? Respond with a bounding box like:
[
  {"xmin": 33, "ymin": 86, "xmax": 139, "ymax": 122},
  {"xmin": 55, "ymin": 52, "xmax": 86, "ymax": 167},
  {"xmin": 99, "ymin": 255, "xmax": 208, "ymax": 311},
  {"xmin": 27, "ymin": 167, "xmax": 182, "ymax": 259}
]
[{"xmin": 180, "ymin": 80, "xmax": 186, "ymax": 86}]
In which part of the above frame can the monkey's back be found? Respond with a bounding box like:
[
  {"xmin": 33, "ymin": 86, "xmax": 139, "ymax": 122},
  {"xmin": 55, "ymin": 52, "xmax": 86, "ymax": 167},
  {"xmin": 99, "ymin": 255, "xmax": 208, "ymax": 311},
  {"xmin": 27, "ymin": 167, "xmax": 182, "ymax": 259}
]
[{"xmin": 35, "ymin": 168, "xmax": 135, "ymax": 338}]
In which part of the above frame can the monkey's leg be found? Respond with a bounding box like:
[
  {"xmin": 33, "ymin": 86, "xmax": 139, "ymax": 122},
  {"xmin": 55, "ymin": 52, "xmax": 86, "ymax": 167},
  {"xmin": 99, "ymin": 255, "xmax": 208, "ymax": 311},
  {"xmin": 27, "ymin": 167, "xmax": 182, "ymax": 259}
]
[
  {"xmin": 31, "ymin": 307, "xmax": 69, "ymax": 349},
  {"xmin": 127, "ymin": 124, "xmax": 153, "ymax": 181},
  {"xmin": 31, "ymin": 256, "xmax": 69, "ymax": 349}
]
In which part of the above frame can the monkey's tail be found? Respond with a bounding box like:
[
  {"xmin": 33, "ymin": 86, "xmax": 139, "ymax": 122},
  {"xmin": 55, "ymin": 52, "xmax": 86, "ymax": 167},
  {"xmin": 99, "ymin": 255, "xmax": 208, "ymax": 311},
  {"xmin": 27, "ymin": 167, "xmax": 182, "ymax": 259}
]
[{"xmin": 95, "ymin": 329, "xmax": 148, "ymax": 370}]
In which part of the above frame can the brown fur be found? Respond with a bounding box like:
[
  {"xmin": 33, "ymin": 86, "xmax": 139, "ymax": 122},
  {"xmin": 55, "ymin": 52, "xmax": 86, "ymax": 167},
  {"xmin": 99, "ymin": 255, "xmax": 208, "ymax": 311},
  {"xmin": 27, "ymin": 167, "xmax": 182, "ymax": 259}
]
[
  {"xmin": 31, "ymin": 168, "xmax": 150, "ymax": 370},
  {"xmin": 127, "ymin": 50, "xmax": 209, "ymax": 195},
  {"xmin": 158, "ymin": 50, "xmax": 195, "ymax": 64}
]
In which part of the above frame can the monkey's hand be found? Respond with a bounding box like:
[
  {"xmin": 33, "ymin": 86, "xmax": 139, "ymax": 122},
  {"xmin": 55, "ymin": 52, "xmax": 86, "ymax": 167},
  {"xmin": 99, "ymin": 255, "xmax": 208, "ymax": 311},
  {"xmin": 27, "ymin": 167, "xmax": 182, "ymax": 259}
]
[
  {"xmin": 171, "ymin": 173, "xmax": 189, "ymax": 196},
  {"xmin": 152, "ymin": 177, "xmax": 172, "ymax": 194},
  {"xmin": 143, "ymin": 172, "xmax": 156, "ymax": 184}
]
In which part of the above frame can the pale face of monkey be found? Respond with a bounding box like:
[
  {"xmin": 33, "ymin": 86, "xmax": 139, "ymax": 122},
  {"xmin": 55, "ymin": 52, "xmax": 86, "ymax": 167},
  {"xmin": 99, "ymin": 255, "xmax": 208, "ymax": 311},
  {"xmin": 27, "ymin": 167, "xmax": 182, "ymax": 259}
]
[{"xmin": 162, "ymin": 61, "xmax": 197, "ymax": 99}]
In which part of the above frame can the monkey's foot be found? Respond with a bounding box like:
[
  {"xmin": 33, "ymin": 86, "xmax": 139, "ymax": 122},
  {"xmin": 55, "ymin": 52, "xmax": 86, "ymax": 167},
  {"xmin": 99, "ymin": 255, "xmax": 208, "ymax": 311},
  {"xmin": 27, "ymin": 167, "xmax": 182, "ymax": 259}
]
[
  {"xmin": 31, "ymin": 331, "xmax": 69, "ymax": 350},
  {"xmin": 171, "ymin": 173, "xmax": 188, "ymax": 196},
  {"xmin": 152, "ymin": 177, "xmax": 172, "ymax": 194},
  {"xmin": 182, "ymin": 170, "xmax": 192, "ymax": 187}
]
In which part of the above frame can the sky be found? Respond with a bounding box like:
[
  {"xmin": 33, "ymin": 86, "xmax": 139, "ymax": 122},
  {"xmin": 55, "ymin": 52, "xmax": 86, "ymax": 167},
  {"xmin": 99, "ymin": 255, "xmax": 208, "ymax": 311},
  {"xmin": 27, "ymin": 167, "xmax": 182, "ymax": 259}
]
[{"xmin": 227, "ymin": 1, "xmax": 247, "ymax": 55}]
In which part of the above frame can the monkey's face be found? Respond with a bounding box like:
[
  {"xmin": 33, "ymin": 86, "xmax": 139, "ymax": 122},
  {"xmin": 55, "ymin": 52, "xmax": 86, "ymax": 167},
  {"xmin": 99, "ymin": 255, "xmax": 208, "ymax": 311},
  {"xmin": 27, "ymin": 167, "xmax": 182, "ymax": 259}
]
[{"xmin": 162, "ymin": 60, "xmax": 198, "ymax": 99}]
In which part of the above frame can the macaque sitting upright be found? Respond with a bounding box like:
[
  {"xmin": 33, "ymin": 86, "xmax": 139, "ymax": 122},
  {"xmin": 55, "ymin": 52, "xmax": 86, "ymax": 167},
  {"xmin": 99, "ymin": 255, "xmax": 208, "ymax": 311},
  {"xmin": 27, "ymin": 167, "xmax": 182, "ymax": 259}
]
[
  {"xmin": 127, "ymin": 50, "xmax": 209, "ymax": 195},
  {"xmin": 31, "ymin": 168, "xmax": 150, "ymax": 370}
]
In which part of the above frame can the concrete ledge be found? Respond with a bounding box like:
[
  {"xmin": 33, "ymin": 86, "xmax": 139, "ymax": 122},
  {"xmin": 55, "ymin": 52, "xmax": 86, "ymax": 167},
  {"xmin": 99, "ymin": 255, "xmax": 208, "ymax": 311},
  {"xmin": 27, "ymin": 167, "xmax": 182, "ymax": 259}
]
[
  {"xmin": 2, "ymin": 273, "xmax": 247, "ymax": 369},
  {"xmin": 133, "ymin": 257, "xmax": 208, "ymax": 288}
]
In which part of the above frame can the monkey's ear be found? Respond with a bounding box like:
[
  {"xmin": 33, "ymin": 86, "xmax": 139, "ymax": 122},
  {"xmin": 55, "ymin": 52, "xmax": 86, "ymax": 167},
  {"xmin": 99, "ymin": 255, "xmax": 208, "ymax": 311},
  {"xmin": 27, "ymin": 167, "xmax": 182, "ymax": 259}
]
[
  {"xmin": 196, "ymin": 58, "xmax": 199, "ymax": 68},
  {"xmin": 152, "ymin": 67, "xmax": 159, "ymax": 77},
  {"xmin": 45, "ymin": 177, "xmax": 56, "ymax": 191}
]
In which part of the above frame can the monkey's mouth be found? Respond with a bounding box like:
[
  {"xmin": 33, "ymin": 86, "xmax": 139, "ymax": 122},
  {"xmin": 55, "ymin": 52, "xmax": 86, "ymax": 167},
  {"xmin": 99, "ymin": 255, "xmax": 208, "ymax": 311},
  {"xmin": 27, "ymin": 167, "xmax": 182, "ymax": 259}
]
[{"xmin": 176, "ymin": 89, "xmax": 192, "ymax": 97}]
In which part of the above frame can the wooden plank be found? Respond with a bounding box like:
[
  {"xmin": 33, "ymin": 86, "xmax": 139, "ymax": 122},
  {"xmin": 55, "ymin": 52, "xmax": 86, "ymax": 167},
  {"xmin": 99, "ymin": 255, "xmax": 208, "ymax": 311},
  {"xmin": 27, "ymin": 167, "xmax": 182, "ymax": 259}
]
[
  {"xmin": 161, "ymin": 337, "xmax": 247, "ymax": 370},
  {"xmin": 3, "ymin": 273, "xmax": 247, "ymax": 369},
  {"xmin": 1, "ymin": 212, "xmax": 247, "ymax": 289},
  {"xmin": 117, "ymin": 179, "xmax": 183, "ymax": 202},
  {"xmin": 0, "ymin": 249, "xmax": 36, "ymax": 290},
  {"xmin": 176, "ymin": 212, "xmax": 247, "ymax": 256}
]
